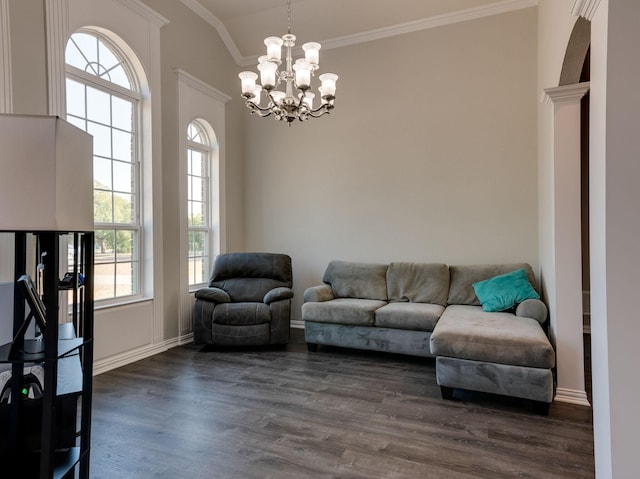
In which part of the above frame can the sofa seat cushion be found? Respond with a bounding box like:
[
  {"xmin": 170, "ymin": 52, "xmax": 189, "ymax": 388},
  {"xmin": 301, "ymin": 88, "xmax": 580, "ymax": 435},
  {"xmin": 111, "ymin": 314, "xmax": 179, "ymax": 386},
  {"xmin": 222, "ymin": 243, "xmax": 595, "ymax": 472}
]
[
  {"xmin": 374, "ymin": 302, "xmax": 444, "ymax": 332},
  {"xmin": 430, "ymin": 305, "xmax": 555, "ymax": 368},
  {"xmin": 213, "ymin": 302, "xmax": 271, "ymax": 326},
  {"xmin": 302, "ymin": 298, "xmax": 387, "ymax": 326}
]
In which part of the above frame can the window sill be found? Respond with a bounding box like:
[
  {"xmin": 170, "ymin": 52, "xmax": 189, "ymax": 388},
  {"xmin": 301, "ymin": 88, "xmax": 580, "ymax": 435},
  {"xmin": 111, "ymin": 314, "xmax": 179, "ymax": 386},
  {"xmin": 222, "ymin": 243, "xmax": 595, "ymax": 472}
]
[{"xmin": 94, "ymin": 296, "xmax": 153, "ymax": 312}]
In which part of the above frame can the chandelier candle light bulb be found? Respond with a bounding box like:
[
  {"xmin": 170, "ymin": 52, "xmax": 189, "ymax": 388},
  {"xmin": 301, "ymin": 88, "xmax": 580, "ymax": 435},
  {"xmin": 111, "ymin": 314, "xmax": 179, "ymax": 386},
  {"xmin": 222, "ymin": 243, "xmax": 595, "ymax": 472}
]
[{"xmin": 238, "ymin": 0, "xmax": 338, "ymax": 124}]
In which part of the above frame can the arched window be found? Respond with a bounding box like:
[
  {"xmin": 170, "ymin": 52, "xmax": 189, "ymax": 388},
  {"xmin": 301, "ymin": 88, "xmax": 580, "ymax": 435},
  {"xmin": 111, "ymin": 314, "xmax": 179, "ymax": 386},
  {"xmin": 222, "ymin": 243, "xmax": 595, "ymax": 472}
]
[
  {"xmin": 65, "ymin": 31, "xmax": 141, "ymax": 302},
  {"xmin": 187, "ymin": 120, "xmax": 213, "ymax": 286}
]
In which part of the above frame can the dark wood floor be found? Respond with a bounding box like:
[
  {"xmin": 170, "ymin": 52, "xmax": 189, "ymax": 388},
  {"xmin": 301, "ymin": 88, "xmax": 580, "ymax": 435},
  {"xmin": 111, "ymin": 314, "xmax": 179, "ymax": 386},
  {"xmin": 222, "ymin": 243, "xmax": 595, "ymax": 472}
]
[{"xmin": 89, "ymin": 330, "xmax": 594, "ymax": 478}]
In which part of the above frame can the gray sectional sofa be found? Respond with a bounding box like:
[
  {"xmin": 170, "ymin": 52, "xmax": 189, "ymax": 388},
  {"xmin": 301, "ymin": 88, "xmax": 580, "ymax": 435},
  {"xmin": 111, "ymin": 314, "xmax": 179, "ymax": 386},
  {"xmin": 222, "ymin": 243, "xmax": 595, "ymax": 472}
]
[{"xmin": 302, "ymin": 260, "xmax": 555, "ymax": 414}]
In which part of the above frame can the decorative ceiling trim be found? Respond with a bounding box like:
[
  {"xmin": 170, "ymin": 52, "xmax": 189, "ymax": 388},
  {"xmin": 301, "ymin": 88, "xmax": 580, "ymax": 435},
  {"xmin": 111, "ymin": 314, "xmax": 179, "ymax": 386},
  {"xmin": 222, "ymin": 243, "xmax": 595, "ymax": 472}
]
[
  {"xmin": 114, "ymin": 0, "xmax": 169, "ymax": 27},
  {"xmin": 572, "ymin": 0, "xmax": 601, "ymax": 20},
  {"xmin": 182, "ymin": 0, "xmax": 538, "ymax": 67},
  {"xmin": 174, "ymin": 68, "xmax": 232, "ymax": 103}
]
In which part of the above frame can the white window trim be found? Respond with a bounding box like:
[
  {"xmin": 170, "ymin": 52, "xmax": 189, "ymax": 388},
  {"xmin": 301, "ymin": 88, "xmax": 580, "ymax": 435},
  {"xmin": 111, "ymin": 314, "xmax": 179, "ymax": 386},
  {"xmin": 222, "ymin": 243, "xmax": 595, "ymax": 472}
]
[
  {"xmin": 66, "ymin": 31, "xmax": 144, "ymax": 305},
  {"xmin": 175, "ymin": 68, "xmax": 230, "ymax": 337},
  {"xmin": 47, "ymin": 0, "xmax": 168, "ymax": 346}
]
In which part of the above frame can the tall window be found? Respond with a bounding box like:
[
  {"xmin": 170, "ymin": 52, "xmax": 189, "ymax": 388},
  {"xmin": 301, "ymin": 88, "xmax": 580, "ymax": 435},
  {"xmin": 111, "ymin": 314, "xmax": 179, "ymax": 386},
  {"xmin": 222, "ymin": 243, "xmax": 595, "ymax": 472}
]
[
  {"xmin": 187, "ymin": 121, "xmax": 211, "ymax": 287},
  {"xmin": 65, "ymin": 31, "xmax": 141, "ymax": 302}
]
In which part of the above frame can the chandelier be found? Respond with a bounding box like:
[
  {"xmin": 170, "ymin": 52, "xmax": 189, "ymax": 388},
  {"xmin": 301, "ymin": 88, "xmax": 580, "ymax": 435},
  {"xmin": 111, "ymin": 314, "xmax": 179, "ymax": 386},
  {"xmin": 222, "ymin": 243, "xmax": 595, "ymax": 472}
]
[{"xmin": 238, "ymin": 0, "xmax": 338, "ymax": 124}]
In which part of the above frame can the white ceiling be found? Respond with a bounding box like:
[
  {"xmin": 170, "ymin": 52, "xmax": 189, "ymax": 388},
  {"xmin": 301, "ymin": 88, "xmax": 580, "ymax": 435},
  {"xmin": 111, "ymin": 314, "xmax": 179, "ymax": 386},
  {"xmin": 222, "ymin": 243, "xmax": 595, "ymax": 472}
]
[{"xmin": 182, "ymin": 0, "xmax": 537, "ymax": 64}]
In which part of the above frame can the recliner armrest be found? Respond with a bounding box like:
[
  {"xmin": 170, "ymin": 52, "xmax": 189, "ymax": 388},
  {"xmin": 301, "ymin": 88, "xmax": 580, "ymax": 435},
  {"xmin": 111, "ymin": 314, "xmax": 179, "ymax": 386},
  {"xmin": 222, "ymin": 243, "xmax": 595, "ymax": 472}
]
[
  {"xmin": 264, "ymin": 287, "xmax": 294, "ymax": 304},
  {"xmin": 303, "ymin": 284, "xmax": 335, "ymax": 303},
  {"xmin": 194, "ymin": 287, "xmax": 231, "ymax": 303},
  {"xmin": 516, "ymin": 298, "xmax": 548, "ymax": 324}
]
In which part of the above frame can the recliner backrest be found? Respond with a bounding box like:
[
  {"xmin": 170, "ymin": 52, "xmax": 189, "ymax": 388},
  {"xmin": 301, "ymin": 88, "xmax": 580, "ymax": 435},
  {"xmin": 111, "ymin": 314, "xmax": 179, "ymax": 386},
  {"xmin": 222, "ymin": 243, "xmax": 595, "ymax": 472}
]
[{"xmin": 209, "ymin": 252, "xmax": 292, "ymax": 302}]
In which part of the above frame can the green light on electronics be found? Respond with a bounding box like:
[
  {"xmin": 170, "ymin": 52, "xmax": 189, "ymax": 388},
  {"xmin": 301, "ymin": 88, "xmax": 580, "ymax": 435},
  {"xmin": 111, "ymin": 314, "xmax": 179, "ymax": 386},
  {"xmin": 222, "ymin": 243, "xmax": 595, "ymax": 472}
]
[{"xmin": 21, "ymin": 387, "xmax": 28, "ymax": 396}]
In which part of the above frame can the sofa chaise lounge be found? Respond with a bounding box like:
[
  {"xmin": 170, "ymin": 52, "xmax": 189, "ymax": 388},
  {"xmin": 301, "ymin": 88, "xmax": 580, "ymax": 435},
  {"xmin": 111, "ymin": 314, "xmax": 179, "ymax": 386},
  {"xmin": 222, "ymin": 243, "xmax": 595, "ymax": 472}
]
[{"xmin": 302, "ymin": 260, "xmax": 555, "ymax": 413}]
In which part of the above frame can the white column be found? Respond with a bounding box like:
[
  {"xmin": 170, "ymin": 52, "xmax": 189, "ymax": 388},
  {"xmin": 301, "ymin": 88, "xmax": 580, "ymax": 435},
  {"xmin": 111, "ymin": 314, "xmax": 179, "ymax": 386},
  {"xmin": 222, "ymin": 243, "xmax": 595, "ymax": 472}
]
[
  {"xmin": 589, "ymin": 0, "xmax": 640, "ymax": 476},
  {"xmin": 543, "ymin": 82, "xmax": 590, "ymax": 406}
]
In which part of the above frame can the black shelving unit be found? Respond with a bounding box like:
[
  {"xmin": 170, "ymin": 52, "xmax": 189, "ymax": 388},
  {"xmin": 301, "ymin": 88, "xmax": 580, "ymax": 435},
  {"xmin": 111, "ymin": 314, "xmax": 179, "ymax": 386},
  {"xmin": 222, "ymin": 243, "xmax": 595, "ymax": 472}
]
[{"xmin": 0, "ymin": 230, "xmax": 93, "ymax": 479}]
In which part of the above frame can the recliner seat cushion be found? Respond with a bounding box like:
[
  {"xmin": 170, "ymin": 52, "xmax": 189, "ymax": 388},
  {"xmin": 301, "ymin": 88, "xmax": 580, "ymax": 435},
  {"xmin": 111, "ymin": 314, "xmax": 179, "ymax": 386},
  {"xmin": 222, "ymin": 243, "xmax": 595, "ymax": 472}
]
[
  {"xmin": 430, "ymin": 305, "xmax": 555, "ymax": 368},
  {"xmin": 374, "ymin": 302, "xmax": 444, "ymax": 332},
  {"xmin": 213, "ymin": 302, "xmax": 271, "ymax": 326},
  {"xmin": 302, "ymin": 298, "xmax": 387, "ymax": 326}
]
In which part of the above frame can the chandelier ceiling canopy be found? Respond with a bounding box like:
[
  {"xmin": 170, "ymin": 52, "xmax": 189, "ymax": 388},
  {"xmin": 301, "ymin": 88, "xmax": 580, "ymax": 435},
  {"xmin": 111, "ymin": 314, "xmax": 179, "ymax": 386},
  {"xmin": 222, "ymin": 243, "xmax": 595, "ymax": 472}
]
[{"xmin": 238, "ymin": 0, "xmax": 338, "ymax": 125}]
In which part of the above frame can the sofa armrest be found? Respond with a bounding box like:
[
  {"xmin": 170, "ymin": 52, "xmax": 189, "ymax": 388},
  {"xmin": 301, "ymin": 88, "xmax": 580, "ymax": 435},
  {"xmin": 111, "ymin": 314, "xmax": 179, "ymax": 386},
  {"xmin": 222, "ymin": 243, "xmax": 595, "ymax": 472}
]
[
  {"xmin": 264, "ymin": 287, "xmax": 294, "ymax": 304},
  {"xmin": 194, "ymin": 287, "xmax": 231, "ymax": 303},
  {"xmin": 304, "ymin": 284, "xmax": 335, "ymax": 303},
  {"xmin": 516, "ymin": 298, "xmax": 548, "ymax": 324}
]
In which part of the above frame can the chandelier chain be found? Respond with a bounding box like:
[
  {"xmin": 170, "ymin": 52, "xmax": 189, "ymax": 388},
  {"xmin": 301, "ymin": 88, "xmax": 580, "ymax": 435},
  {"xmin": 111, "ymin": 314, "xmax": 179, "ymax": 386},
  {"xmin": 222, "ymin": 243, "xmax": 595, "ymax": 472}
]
[{"xmin": 287, "ymin": 0, "xmax": 292, "ymax": 35}]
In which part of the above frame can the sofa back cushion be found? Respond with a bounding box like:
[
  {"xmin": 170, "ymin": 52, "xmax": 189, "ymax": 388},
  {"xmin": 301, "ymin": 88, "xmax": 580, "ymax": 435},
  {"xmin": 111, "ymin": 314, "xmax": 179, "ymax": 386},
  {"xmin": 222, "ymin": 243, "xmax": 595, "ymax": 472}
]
[
  {"xmin": 323, "ymin": 261, "xmax": 388, "ymax": 300},
  {"xmin": 386, "ymin": 262, "xmax": 449, "ymax": 306},
  {"xmin": 447, "ymin": 263, "xmax": 537, "ymax": 306},
  {"xmin": 209, "ymin": 252, "xmax": 292, "ymax": 302}
]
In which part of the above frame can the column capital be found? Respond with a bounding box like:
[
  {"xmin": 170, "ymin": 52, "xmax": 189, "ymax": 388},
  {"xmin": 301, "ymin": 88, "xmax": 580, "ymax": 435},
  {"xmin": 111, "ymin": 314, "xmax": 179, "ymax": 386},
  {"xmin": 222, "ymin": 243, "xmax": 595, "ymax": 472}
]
[
  {"xmin": 572, "ymin": 0, "xmax": 601, "ymax": 20},
  {"xmin": 543, "ymin": 82, "xmax": 590, "ymax": 105}
]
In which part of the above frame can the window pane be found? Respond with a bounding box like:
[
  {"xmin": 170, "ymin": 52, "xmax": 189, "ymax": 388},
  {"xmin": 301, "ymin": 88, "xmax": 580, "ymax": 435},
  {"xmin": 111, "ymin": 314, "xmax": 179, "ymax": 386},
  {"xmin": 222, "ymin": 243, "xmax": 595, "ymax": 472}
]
[
  {"xmin": 86, "ymin": 86, "xmax": 111, "ymax": 125},
  {"xmin": 71, "ymin": 33, "xmax": 98, "ymax": 70},
  {"xmin": 115, "ymin": 262, "xmax": 134, "ymax": 296},
  {"xmin": 108, "ymin": 65, "xmax": 131, "ymax": 89},
  {"xmin": 66, "ymin": 79, "xmax": 85, "ymax": 117},
  {"xmin": 189, "ymin": 202, "xmax": 203, "ymax": 226},
  {"xmin": 112, "ymin": 129, "xmax": 133, "ymax": 162},
  {"xmin": 112, "ymin": 96, "xmax": 132, "ymax": 131},
  {"xmin": 115, "ymin": 230, "xmax": 133, "ymax": 255},
  {"xmin": 98, "ymin": 40, "xmax": 119, "ymax": 73},
  {"xmin": 67, "ymin": 115, "xmax": 86, "ymax": 130},
  {"xmin": 191, "ymin": 177, "xmax": 203, "ymax": 202},
  {"xmin": 113, "ymin": 160, "xmax": 133, "ymax": 193},
  {"xmin": 94, "ymin": 156, "xmax": 112, "ymax": 190},
  {"xmin": 190, "ymin": 150, "xmax": 203, "ymax": 176},
  {"xmin": 87, "ymin": 121, "xmax": 112, "ymax": 158},
  {"xmin": 113, "ymin": 193, "xmax": 133, "ymax": 224},
  {"xmin": 94, "ymin": 191, "xmax": 113, "ymax": 223}
]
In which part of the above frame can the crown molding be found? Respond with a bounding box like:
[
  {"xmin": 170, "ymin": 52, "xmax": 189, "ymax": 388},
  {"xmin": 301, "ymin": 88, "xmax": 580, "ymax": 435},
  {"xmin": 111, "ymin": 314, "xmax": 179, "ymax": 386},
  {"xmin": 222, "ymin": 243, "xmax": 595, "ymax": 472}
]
[
  {"xmin": 572, "ymin": 0, "xmax": 601, "ymax": 20},
  {"xmin": 174, "ymin": 68, "xmax": 232, "ymax": 103},
  {"xmin": 184, "ymin": 0, "xmax": 538, "ymax": 67},
  {"xmin": 319, "ymin": 0, "xmax": 538, "ymax": 53},
  {"xmin": 113, "ymin": 0, "xmax": 169, "ymax": 27}
]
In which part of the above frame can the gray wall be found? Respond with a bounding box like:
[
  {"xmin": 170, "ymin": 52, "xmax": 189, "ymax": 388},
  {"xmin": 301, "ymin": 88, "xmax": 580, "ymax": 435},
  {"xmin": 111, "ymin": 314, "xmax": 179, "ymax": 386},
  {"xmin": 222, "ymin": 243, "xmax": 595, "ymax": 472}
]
[{"xmin": 243, "ymin": 8, "xmax": 539, "ymax": 319}]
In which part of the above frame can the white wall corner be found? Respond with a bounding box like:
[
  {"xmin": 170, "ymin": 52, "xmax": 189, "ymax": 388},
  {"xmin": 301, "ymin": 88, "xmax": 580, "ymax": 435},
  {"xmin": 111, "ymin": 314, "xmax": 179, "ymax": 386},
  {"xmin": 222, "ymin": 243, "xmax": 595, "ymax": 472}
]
[
  {"xmin": 178, "ymin": 0, "xmax": 242, "ymax": 64},
  {"xmin": 572, "ymin": 0, "xmax": 601, "ymax": 20}
]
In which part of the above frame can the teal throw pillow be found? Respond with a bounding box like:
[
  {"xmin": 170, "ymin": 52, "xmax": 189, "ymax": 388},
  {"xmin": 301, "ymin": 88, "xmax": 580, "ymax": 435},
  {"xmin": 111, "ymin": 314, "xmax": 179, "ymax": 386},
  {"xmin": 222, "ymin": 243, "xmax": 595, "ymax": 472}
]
[{"xmin": 472, "ymin": 268, "xmax": 539, "ymax": 312}]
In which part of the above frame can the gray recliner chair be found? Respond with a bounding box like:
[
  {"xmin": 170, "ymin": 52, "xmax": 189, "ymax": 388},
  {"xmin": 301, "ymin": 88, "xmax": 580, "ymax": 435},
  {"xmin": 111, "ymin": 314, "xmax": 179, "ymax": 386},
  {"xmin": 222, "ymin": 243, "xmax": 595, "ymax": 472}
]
[{"xmin": 193, "ymin": 252, "xmax": 293, "ymax": 346}]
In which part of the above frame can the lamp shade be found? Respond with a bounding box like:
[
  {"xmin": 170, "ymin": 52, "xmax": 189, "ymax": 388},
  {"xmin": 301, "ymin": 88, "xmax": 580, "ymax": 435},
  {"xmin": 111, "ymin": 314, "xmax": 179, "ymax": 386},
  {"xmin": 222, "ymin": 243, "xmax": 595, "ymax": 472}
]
[{"xmin": 0, "ymin": 114, "xmax": 93, "ymax": 231}]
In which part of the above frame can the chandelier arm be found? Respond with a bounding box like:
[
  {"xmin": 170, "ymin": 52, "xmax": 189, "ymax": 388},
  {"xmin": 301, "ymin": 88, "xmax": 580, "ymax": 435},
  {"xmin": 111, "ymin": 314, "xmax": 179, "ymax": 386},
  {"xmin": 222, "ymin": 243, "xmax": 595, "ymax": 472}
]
[{"xmin": 245, "ymin": 100, "xmax": 274, "ymax": 117}]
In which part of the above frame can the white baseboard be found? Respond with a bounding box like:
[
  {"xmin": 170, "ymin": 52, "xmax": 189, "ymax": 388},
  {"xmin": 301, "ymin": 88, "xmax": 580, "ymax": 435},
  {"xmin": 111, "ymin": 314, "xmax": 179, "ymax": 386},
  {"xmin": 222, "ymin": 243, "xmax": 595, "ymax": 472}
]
[
  {"xmin": 93, "ymin": 332, "xmax": 194, "ymax": 376},
  {"xmin": 291, "ymin": 319, "xmax": 304, "ymax": 329},
  {"xmin": 554, "ymin": 387, "xmax": 591, "ymax": 407}
]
